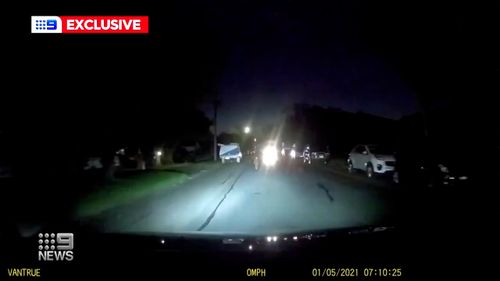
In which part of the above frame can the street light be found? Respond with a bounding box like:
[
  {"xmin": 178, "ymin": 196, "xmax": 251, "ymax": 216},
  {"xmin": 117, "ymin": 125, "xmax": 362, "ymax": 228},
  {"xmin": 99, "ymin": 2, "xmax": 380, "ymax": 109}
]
[
  {"xmin": 155, "ymin": 150, "xmax": 162, "ymax": 168},
  {"xmin": 244, "ymin": 126, "xmax": 251, "ymax": 134}
]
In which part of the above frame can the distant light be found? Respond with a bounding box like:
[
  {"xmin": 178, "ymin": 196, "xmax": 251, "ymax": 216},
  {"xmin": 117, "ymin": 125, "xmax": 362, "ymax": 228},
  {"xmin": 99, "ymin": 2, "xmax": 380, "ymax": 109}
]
[
  {"xmin": 248, "ymin": 245, "xmax": 253, "ymax": 251},
  {"xmin": 283, "ymin": 237, "xmax": 288, "ymax": 241},
  {"xmin": 160, "ymin": 239, "xmax": 165, "ymax": 244},
  {"xmin": 244, "ymin": 126, "xmax": 251, "ymax": 134},
  {"xmin": 262, "ymin": 145, "xmax": 278, "ymax": 166},
  {"xmin": 254, "ymin": 138, "xmax": 257, "ymax": 142},
  {"xmin": 459, "ymin": 176, "xmax": 468, "ymax": 180},
  {"xmin": 293, "ymin": 236, "xmax": 298, "ymax": 241},
  {"xmin": 272, "ymin": 236, "xmax": 278, "ymax": 242},
  {"xmin": 156, "ymin": 150, "xmax": 162, "ymax": 156},
  {"xmin": 266, "ymin": 236, "xmax": 272, "ymax": 242}
]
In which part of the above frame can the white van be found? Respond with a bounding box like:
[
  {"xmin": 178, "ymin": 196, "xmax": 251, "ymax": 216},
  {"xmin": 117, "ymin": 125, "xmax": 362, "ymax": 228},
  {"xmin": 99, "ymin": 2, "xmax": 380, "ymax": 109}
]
[{"xmin": 219, "ymin": 143, "xmax": 243, "ymax": 164}]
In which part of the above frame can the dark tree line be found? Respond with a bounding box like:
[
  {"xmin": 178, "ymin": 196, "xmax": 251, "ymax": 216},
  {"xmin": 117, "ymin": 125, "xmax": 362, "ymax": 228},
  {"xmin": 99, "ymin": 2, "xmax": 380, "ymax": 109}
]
[{"xmin": 282, "ymin": 104, "xmax": 398, "ymax": 156}]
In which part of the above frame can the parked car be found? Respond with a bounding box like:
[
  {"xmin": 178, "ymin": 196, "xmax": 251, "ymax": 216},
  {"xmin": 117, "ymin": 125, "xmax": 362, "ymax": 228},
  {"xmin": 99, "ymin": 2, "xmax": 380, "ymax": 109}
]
[
  {"xmin": 393, "ymin": 143, "xmax": 470, "ymax": 188},
  {"xmin": 347, "ymin": 144, "xmax": 396, "ymax": 178},
  {"xmin": 219, "ymin": 143, "xmax": 243, "ymax": 164},
  {"xmin": 311, "ymin": 151, "xmax": 328, "ymax": 160}
]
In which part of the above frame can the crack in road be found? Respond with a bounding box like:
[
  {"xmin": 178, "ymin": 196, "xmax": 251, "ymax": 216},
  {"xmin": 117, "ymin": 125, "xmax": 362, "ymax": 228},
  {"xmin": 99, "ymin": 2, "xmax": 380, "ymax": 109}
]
[
  {"xmin": 221, "ymin": 172, "xmax": 233, "ymax": 185},
  {"xmin": 317, "ymin": 182, "xmax": 334, "ymax": 202},
  {"xmin": 197, "ymin": 168, "xmax": 246, "ymax": 231}
]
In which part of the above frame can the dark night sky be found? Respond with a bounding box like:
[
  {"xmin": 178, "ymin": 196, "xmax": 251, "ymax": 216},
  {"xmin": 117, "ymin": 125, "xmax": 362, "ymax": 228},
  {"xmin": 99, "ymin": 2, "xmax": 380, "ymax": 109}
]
[
  {"xmin": 197, "ymin": 0, "xmax": 419, "ymax": 131},
  {"xmin": 213, "ymin": 41, "xmax": 417, "ymax": 131},
  {"xmin": 7, "ymin": 0, "xmax": 497, "ymax": 135}
]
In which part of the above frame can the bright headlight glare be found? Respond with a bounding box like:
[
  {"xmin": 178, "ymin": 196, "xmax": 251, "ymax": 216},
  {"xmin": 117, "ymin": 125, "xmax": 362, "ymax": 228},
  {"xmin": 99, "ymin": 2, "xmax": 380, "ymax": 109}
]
[{"xmin": 262, "ymin": 145, "xmax": 278, "ymax": 166}]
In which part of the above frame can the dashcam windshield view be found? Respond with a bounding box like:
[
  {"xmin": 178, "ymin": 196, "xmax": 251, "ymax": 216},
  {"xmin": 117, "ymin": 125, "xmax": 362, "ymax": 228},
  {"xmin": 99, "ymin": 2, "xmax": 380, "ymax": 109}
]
[{"xmin": 1, "ymin": 0, "xmax": 496, "ymax": 280}]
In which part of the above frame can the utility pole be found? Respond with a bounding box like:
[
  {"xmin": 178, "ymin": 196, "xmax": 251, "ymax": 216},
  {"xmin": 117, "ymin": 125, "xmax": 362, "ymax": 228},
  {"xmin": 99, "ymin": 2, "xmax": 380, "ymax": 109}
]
[
  {"xmin": 213, "ymin": 99, "xmax": 220, "ymax": 161},
  {"xmin": 416, "ymin": 92, "xmax": 430, "ymax": 138}
]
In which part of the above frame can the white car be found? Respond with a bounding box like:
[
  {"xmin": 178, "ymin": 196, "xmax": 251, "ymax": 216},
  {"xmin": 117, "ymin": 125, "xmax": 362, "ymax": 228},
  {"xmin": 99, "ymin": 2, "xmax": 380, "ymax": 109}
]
[{"xmin": 347, "ymin": 144, "xmax": 396, "ymax": 178}]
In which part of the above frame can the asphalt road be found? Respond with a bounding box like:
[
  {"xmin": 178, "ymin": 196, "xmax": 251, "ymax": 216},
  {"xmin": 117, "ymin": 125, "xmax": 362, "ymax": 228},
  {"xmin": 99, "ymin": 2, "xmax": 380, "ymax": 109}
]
[{"xmin": 85, "ymin": 160, "xmax": 404, "ymax": 235}]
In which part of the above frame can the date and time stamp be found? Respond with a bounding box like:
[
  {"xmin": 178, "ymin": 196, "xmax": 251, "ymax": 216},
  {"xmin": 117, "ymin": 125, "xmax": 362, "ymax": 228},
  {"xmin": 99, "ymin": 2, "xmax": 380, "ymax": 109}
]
[
  {"xmin": 246, "ymin": 267, "xmax": 404, "ymax": 278},
  {"xmin": 311, "ymin": 267, "xmax": 403, "ymax": 278}
]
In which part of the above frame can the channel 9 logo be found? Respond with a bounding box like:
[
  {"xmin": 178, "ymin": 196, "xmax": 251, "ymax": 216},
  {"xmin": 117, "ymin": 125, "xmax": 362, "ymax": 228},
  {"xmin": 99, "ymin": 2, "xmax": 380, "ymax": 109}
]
[
  {"xmin": 31, "ymin": 16, "xmax": 148, "ymax": 34},
  {"xmin": 31, "ymin": 16, "xmax": 62, "ymax": 33},
  {"xmin": 37, "ymin": 233, "xmax": 74, "ymax": 261}
]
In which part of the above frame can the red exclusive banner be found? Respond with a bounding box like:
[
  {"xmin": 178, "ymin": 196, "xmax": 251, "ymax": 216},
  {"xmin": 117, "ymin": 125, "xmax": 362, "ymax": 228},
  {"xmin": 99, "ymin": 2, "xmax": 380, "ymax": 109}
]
[{"xmin": 61, "ymin": 16, "xmax": 148, "ymax": 33}]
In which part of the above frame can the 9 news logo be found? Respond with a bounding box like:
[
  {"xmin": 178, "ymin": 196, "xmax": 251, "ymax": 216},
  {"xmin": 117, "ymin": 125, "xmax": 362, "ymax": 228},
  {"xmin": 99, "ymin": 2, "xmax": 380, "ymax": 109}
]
[
  {"xmin": 31, "ymin": 16, "xmax": 149, "ymax": 34},
  {"xmin": 31, "ymin": 16, "xmax": 62, "ymax": 33},
  {"xmin": 37, "ymin": 233, "xmax": 74, "ymax": 261}
]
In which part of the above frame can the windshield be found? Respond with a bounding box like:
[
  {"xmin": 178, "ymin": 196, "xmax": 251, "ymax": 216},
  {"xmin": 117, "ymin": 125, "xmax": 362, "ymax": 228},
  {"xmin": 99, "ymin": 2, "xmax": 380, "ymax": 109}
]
[
  {"xmin": 368, "ymin": 145, "xmax": 394, "ymax": 155},
  {"xmin": 2, "ymin": 2, "xmax": 488, "ymax": 276}
]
